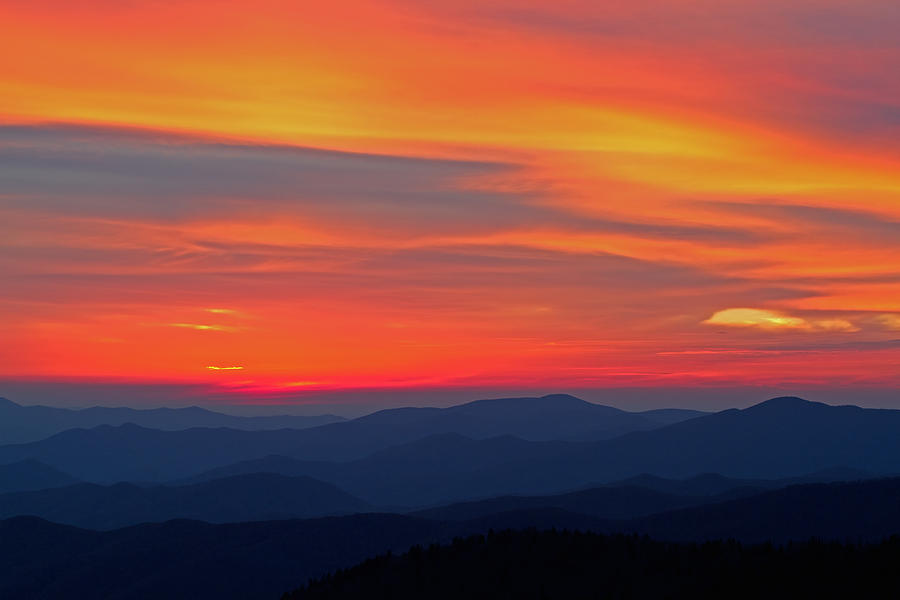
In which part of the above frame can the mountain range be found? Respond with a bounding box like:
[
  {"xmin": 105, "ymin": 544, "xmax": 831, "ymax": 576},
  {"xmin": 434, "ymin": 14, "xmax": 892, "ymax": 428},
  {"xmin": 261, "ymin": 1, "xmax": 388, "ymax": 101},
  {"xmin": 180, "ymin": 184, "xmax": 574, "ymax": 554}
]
[
  {"xmin": 2, "ymin": 396, "xmax": 898, "ymax": 506},
  {"xmin": 4, "ymin": 475, "xmax": 900, "ymax": 599},
  {"xmin": 181, "ymin": 397, "xmax": 900, "ymax": 505},
  {"xmin": 0, "ymin": 473, "xmax": 370, "ymax": 529},
  {"xmin": 0, "ymin": 393, "xmax": 704, "ymax": 485},
  {"xmin": 2, "ymin": 393, "xmax": 900, "ymax": 599},
  {"xmin": 0, "ymin": 460, "xmax": 80, "ymax": 494},
  {"xmin": 0, "ymin": 463, "xmax": 876, "ymax": 531},
  {"xmin": 0, "ymin": 397, "xmax": 344, "ymax": 444}
]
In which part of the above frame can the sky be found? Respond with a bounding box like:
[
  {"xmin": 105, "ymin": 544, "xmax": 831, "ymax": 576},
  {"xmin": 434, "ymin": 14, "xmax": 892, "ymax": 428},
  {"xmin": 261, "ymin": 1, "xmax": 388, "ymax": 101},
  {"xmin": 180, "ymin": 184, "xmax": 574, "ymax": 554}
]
[{"xmin": 1, "ymin": 0, "xmax": 899, "ymax": 410}]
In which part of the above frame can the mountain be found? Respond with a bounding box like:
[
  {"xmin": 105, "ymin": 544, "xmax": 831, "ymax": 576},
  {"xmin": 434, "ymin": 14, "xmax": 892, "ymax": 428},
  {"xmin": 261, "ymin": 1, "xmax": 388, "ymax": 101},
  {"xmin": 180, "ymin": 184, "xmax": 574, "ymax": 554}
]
[
  {"xmin": 395, "ymin": 394, "xmax": 707, "ymax": 441},
  {"xmin": 0, "ymin": 425, "xmax": 570, "ymax": 488},
  {"xmin": 205, "ymin": 394, "xmax": 704, "ymax": 460},
  {"xmin": 628, "ymin": 477, "xmax": 900, "ymax": 543},
  {"xmin": 475, "ymin": 397, "xmax": 900, "ymax": 493},
  {"xmin": 5, "ymin": 476, "xmax": 900, "ymax": 599},
  {"xmin": 0, "ymin": 393, "xmax": 706, "ymax": 484},
  {"xmin": 0, "ymin": 460, "xmax": 80, "ymax": 494},
  {"xmin": 411, "ymin": 485, "xmax": 713, "ymax": 521},
  {"xmin": 0, "ymin": 473, "xmax": 370, "ymax": 529},
  {"xmin": 3, "ymin": 396, "xmax": 896, "ymax": 502},
  {"xmin": 0, "ymin": 396, "xmax": 344, "ymax": 444},
  {"xmin": 283, "ymin": 529, "xmax": 900, "ymax": 600},
  {"xmin": 596, "ymin": 467, "xmax": 876, "ymax": 497},
  {"xmin": 0, "ymin": 424, "xmax": 318, "ymax": 482},
  {"xmin": 602, "ymin": 472, "xmax": 771, "ymax": 496},
  {"xmin": 0, "ymin": 514, "xmax": 458, "ymax": 600},
  {"xmin": 186, "ymin": 434, "xmax": 579, "ymax": 506},
  {"xmin": 409, "ymin": 468, "xmax": 883, "ymax": 519},
  {"xmin": 182, "ymin": 397, "xmax": 900, "ymax": 506}
]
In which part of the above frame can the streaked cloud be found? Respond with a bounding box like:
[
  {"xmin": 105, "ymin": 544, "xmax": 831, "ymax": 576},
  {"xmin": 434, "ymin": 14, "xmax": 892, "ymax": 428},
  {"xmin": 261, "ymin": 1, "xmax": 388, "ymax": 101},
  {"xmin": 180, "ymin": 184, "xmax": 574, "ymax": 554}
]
[
  {"xmin": 169, "ymin": 323, "xmax": 237, "ymax": 332},
  {"xmin": 875, "ymin": 314, "xmax": 900, "ymax": 331},
  {"xmin": 1, "ymin": 1, "xmax": 899, "ymax": 396},
  {"xmin": 704, "ymin": 308, "xmax": 859, "ymax": 332}
]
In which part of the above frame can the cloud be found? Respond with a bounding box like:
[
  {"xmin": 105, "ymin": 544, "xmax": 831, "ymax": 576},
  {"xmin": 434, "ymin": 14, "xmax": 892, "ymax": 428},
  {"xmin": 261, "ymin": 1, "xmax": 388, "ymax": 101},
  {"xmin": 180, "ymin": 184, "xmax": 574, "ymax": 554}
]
[
  {"xmin": 0, "ymin": 124, "xmax": 509, "ymax": 229},
  {"xmin": 469, "ymin": 1, "xmax": 900, "ymax": 47},
  {"xmin": 169, "ymin": 323, "xmax": 237, "ymax": 332},
  {"xmin": 0, "ymin": 124, "xmax": 770, "ymax": 247},
  {"xmin": 875, "ymin": 314, "xmax": 900, "ymax": 331},
  {"xmin": 704, "ymin": 308, "xmax": 858, "ymax": 332},
  {"xmin": 703, "ymin": 202, "xmax": 900, "ymax": 245}
]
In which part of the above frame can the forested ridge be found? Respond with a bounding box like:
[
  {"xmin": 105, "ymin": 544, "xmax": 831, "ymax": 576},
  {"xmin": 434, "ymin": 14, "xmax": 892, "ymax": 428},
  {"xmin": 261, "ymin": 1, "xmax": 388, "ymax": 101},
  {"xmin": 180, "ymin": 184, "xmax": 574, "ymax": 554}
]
[{"xmin": 284, "ymin": 529, "xmax": 900, "ymax": 599}]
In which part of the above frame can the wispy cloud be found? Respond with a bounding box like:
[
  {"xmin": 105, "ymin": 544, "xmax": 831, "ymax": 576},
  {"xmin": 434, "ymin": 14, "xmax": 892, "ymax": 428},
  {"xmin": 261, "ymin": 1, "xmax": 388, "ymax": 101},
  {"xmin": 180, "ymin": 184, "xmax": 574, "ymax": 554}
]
[
  {"xmin": 704, "ymin": 308, "xmax": 859, "ymax": 332},
  {"xmin": 875, "ymin": 314, "xmax": 900, "ymax": 331},
  {"xmin": 169, "ymin": 323, "xmax": 238, "ymax": 332},
  {"xmin": 2, "ymin": 0, "xmax": 900, "ymax": 393}
]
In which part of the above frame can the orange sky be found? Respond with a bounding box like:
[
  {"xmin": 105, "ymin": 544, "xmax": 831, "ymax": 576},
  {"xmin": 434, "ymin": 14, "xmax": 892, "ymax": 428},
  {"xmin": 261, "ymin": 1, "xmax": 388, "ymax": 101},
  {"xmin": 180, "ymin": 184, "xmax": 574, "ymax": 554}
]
[{"xmin": 1, "ymin": 0, "xmax": 899, "ymax": 405}]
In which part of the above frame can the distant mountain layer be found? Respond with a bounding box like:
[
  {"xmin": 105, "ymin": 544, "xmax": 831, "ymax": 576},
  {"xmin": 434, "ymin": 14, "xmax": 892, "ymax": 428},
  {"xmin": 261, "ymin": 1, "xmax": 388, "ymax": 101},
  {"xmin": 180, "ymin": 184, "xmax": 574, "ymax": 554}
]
[
  {"xmin": 180, "ymin": 397, "xmax": 900, "ymax": 506},
  {"xmin": 595, "ymin": 467, "xmax": 874, "ymax": 497},
  {"xmin": 1, "ymin": 397, "xmax": 897, "ymax": 504},
  {"xmin": 0, "ymin": 393, "xmax": 708, "ymax": 484},
  {"xmin": 351, "ymin": 394, "xmax": 707, "ymax": 442},
  {"xmin": 4, "ymin": 476, "xmax": 900, "ymax": 600},
  {"xmin": 0, "ymin": 397, "xmax": 344, "ymax": 444},
  {"xmin": 0, "ymin": 473, "xmax": 370, "ymax": 529},
  {"xmin": 0, "ymin": 460, "xmax": 80, "ymax": 494},
  {"xmin": 411, "ymin": 485, "xmax": 713, "ymax": 521},
  {"xmin": 629, "ymin": 477, "xmax": 900, "ymax": 543},
  {"xmin": 0, "ymin": 393, "xmax": 705, "ymax": 452},
  {"xmin": 505, "ymin": 396, "xmax": 900, "ymax": 486},
  {"xmin": 186, "ymin": 434, "xmax": 578, "ymax": 505},
  {"xmin": 411, "ymin": 467, "xmax": 880, "ymax": 522},
  {"xmin": 0, "ymin": 466, "xmax": 872, "ymax": 531}
]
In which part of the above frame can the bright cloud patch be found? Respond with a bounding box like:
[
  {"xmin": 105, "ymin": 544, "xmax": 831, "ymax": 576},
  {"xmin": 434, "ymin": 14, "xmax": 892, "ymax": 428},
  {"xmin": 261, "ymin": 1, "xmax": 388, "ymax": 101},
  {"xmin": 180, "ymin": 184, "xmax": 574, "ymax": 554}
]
[
  {"xmin": 704, "ymin": 308, "xmax": 858, "ymax": 332},
  {"xmin": 875, "ymin": 314, "xmax": 900, "ymax": 331},
  {"xmin": 169, "ymin": 323, "xmax": 237, "ymax": 332}
]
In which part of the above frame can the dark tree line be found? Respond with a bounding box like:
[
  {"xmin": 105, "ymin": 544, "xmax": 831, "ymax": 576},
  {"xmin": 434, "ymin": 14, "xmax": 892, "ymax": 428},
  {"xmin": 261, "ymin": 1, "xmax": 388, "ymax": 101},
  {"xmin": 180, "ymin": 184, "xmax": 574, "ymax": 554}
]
[{"xmin": 283, "ymin": 529, "xmax": 900, "ymax": 599}]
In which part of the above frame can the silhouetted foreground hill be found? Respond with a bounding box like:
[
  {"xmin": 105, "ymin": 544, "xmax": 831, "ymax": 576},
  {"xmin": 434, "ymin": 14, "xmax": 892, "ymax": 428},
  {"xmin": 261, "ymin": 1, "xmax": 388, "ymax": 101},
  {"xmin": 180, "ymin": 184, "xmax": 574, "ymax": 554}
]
[
  {"xmin": 0, "ymin": 460, "xmax": 79, "ymax": 494},
  {"xmin": 0, "ymin": 514, "xmax": 455, "ymax": 600},
  {"xmin": 0, "ymin": 397, "xmax": 344, "ymax": 444},
  {"xmin": 283, "ymin": 529, "xmax": 900, "ymax": 600},
  {"xmin": 0, "ymin": 473, "xmax": 370, "ymax": 529}
]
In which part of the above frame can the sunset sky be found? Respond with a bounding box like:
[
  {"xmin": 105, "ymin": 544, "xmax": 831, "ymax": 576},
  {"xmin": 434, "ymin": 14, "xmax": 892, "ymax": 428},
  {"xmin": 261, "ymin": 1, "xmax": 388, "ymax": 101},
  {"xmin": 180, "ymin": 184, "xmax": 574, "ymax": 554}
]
[{"xmin": 2, "ymin": 0, "xmax": 899, "ymax": 409}]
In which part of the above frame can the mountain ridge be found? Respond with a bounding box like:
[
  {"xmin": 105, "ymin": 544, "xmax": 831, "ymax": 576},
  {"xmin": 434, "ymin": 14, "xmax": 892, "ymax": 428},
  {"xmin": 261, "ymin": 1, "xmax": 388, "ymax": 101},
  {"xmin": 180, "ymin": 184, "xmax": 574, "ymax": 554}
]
[
  {"xmin": 0, "ymin": 397, "xmax": 345, "ymax": 445},
  {"xmin": 0, "ymin": 473, "xmax": 370, "ymax": 529},
  {"xmin": 5, "ymin": 476, "xmax": 900, "ymax": 599}
]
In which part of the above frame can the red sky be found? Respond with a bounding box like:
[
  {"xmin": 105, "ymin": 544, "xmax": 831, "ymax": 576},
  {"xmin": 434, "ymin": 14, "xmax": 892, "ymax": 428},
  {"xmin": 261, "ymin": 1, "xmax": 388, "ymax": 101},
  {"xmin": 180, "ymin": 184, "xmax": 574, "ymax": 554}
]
[{"xmin": 1, "ymin": 0, "xmax": 899, "ymax": 407}]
